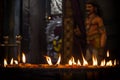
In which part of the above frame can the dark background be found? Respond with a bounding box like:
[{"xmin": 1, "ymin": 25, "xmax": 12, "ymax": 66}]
[
  {"xmin": 0, "ymin": 0, "xmax": 120, "ymax": 64},
  {"xmin": 0, "ymin": 0, "xmax": 120, "ymax": 80}
]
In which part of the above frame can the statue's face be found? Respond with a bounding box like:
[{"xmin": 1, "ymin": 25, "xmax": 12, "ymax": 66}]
[{"xmin": 85, "ymin": 3, "xmax": 96, "ymax": 15}]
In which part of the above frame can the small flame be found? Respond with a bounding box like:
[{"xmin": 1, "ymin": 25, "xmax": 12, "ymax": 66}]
[
  {"xmin": 114, "ymin": 59, "xmax": 116, "ymax": 66},
  {"xmin": 100, "ymin": 59, "xmax": 106, "ymax": 66},
  {"xmin": 10, "ymin": 58, "xmax": 14, "ymax": 65},
  {"xmin": 68, "ymin": 59, "xmax": 73, "ymax": 65},
  {"xmin": 56, "ymin": 54, "xmax": 61, "ymax": 65},
  {"xmin": 106, "ymin": 60, "xmax": 112, "ymax": 66},
  {"xmin": 4, "ymin": 59, "xmax": 7, "ymax": 67},
  {"xmin": 77, "ymin": 59, "xmax": 81, "ymax": 66},
  {"xmin": 92, "ymin": 54, "xmax": 98, "ymax": 66},
  {"xmin": 107, "ymin": 50, "xmax": 109, "ymax": 57},
  {"xmin": 45, "ymin": 56, "xmax": 53, "ymax": 65},
  {"xmin": 14, "ymin": 60, "xmax": 18, "ymax": 64},
  {"xmin": 72, "ymin": 57, "xmax": 76, "ymax": 65},
  {"xmin": 22, "ymin": 52, "xmax": 26, "ymax": 63},
  {"xmin": 68, "ymin": 56, "xmax": 76, "ymax": 65},
  {"xmin": 82, "ymin": 54, "xmax": 88, "ymax": 66}
]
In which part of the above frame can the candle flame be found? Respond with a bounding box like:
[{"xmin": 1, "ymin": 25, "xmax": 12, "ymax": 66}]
[
  {"xmin": 68, "ymin": 56, "xmax": 76, "ymax": 65},
  {"xmin": 45, "ymin": 56, "xmax": 53, "ymax": 65},
  {"xmin": 113, "ymin": 59, "xmax": 116, "ymax": 66},
  {"xmin": 106, "ymin": 60, "xmax": 112, "ymax": 66},
  {"xmin": 22, "ymin": 52, "xmax": 26, "ymax": 63},
  {"xmin": 14, "ymin": 60, "xmax": 18, "ymax": 64},
  {"xmin": 107, "ymin": 50, "xmax": 109, "ymax": 57},
  {"xmin": 4, "ymin": 59, "xmax": 7, "ymax": 67},
  {"xmin": 100, "ymin": 59, "xmax": 106, "ymax": 66},
  {"xmin": 55, "ymin": 54, "xmax": 61, "ymax": 65},
  {"xmin": 92, "ymin": 54, "xmax": 98, "ymax": 66},
  {"xmin": 68, "ymin": 58, "xmax": 73, "ymax": 65},
  {"xmin": 77, "ymin": 59, "xmax": 81, "ymax": 66},
  {"xmin": 10, "ymin": 58, "xmax": 14, "ymax": 65},
  {"xmin": 82, "ymin": 54, "xmax": 88, "ymax": 66},
  {"xmin": 72, "ymin": 57, "xmax": 76, "ymax": 65}
]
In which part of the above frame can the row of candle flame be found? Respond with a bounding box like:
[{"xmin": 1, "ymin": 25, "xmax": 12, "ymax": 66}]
[
  {"xmin": 3, "ymin": 51, "xmax": 119, "ymax": 68},
  {"xmin": 4, "ymin": 53, "xmax": 26, "ymax": 67}
]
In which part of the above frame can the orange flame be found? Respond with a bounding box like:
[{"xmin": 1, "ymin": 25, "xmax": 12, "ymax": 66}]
[
  {"xmin": 4, "ymin": 59, "xmax": 7, "ymax": 67},
  {"xmin": 68, "ymin": 58, "xmax": 73, "ymax": 65},
  {"xmin": 100, "ymin": 59, "xmax": 105, "ymax": 66},
  {"xmin": 55, "ymin": 54, "xmax": 61, "ymax": 65},
  {"xmin": 68, "ymin": 56, "xmax": 77, "ymax": 65},
  {"xmin": 92, "ymin": 54, "xmax": 98, "ymax": 66},
  {"xmin": 106, "ymin": 60, "xmax": 112, "ymax": 66},
  {"xmin": 72, "ymin": 57, "xmax": 76, "ymax": 65},
  {"xmin": 14, "ymin": 60, "xmax": 18, "ymax": 64},
  {"xmin": 107, "ymin": 50, "xmax": 109, "ymax": 57},
  {"xmin": 45, "ymin": 56, "xmax": 53, "ymax": 65},
  {"xmin": 22, "ymin": 52, "xmax": 26, "ymax": 63},
  {"xmin": 82, "ymin": 54, "xmax": 88, "ymax": 66},
  {"xmin": 114, "ymin": 59, "xmax": 116, "ymax": 66},
  {"xmin": 10, "ymin": 58, "xmax": 14, "ymax": 65},
  {"xmin": 10, "ymin": 58, "xmax": 18, "ymax": 65},
  {"xmin": 77, "ymin": 59, "xmax": 81, "ymax": 66}
]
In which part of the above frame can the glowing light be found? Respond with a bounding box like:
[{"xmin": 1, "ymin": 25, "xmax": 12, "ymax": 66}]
[
  {"xmin": 77, "ymin": 59, "xmax": 81, "ymax": 66},
  {"xmin": 100, "ymin": 59, "xmax": 105, "ymax": 66},
  {"xmin": 68, "ymin": 59, "xmax": 73, "ymax": 65},
  {"xmin": 82, "ymin": 54, "xmax": 88, "ymax": 66},
  {"xmin": 55, "ymin": 54, "xmax": 61, "ymax": 65},
  {"xmin": 14, "ymin": 60, "xmax": 18, "ymax": 64},
  {"xmin": 22, "ymin": 53, "xmax": 26, "ymax": 63},
  {"xmin": 4, "ymin": 59, "xmax": 7, "ymax": 67},
  {"xmin": 92, "ymin": 54, "xmax": 98, "ymax": 66},
  {"xmin": 107, "ymin": 50, "xmax": 110, "ymax": 57},
  {"xmin": 10, "ymin": 58, "xmax": 14, "ymax": 65},
  {"xmin": 68, "ymin": 56, "xmax": 77, "ymax": 65},
  {"xmin": 106, "ymin": 60, "xmax": 112, "ymax": 66},
  {"xmin": 48, "ymin": 16, "xmax": 51, "ymax": 20},
  {"xmin": 114, "ymin": 59, "xmax": 116, "ymax": 66},
  {"xmin": 45, "ymin": 56, "xmax": 53, "ymax": 65}
]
